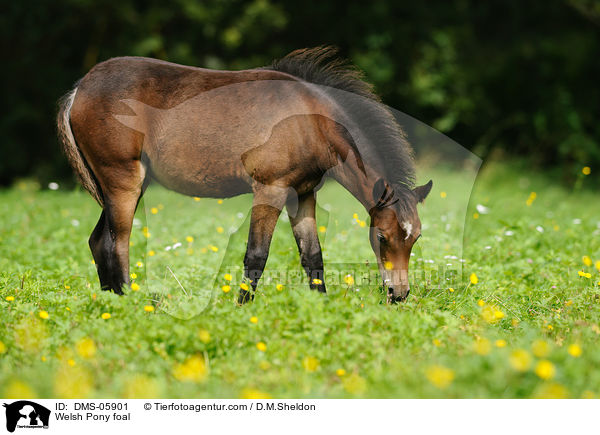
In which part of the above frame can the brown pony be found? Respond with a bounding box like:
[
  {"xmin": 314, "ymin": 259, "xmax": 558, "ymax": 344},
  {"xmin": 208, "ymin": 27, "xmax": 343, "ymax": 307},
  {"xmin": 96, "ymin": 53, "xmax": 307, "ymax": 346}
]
[{"xmin": 57, "ymin": 46, "xmax": 432, "ymax": 304}]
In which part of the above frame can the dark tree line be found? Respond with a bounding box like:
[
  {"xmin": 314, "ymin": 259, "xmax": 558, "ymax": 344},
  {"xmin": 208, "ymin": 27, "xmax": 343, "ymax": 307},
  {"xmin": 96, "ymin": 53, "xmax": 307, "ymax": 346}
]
[{"xmin": 1, "ymin": 0, "xmax": 599, "ymax": 185}]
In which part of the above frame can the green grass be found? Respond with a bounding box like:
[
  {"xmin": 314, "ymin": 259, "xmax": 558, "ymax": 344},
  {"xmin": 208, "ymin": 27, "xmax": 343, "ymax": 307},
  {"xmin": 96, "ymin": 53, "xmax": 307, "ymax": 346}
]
[{"xmin": 1, "ymin": 162, "xmax": 599, "ymax": 398}]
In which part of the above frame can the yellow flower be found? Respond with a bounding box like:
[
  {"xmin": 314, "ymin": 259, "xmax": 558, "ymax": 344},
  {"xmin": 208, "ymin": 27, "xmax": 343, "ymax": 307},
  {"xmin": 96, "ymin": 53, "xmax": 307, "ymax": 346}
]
[
  {"xmin": 136, "ymin": 261, "xmax": 143, "ymax": 267},
  {"xmin": 344, "ymin": 275, "xmax": 355, "ymax": 286},
  {"xmin": 495, "ymin": 339, "xmax": 507, "ymax": 348},
  {"xmin": 198, "ymin": 329, "xmax": 211, "ymax": 343},
  {"xmin": 336, "ymin": 368, "xmax": 346, "ymax": 377},
  {"xmin": 481, "ymin": 305, "xmax": 504, "ymax": 324},
  {"xmin": 535, "ymin": 360, "xmax": 556, "ymax": 380},
  {"xmin": 67, "ymin": 358, "xmax": 76, "ymax": 367},
  {"xmin": 352, "ymin": 213, "xmax": 359, "ymax": 220},
  {"xmin": 222, "ymin": 285, "xmax": 231, "ymax": 293},
  {"xmin": 240, "ymin": 388, "xmax": 271, "ymax": 399},
  {"xmin": 54, "ymin": 364, "xmax": 93, "ymax": 398},
  {"xmin": 318, "ymin": 226, "xmax": 326, "ymax": 233},
  {"xmin": 64, "ymin": 284, "xmax": 70, "ymax": 289},
  {"xmin": 448, "ymin": 287, "xmax": 455, "ymax": 293},
  {"xmin": 312, "ymin": 278, "xmax": 323, "ymax": 285},
  {"xmin": 473, "ymin": 212, "xmax": 479, "ymax": 219},
  {"xmin": 75, "ymin": 337, "xmax": 96, "ymax": 359},
  {"xmin": 532, "ymin": 340, "xmax": 550, "ymax": 358},
  {"xmin": 249, "ymin": 316, "xmax": 258, "ymax": 324},
  {"xmin": 131, "ymin": 283, "xmax": 140, "ymax": 291},
  {"xmin": 38, "ymin": 310, "xmax": 49, "ymax": 320},
  {"xmin": 440, "ymin": 191, "xmax": 447, "ymax": 198},
  {"xmin": 535, "ymin": 383, "xmax": 568, "ymax": 399},
  {"xmin": 15, "ymin": 316, "xmax": 47, "ymax": 354},
  {"xmin": 578, "ymin": 270, "xmax": 592, "ymax": 278},
  {"xmin": 433, "ymin": 338, "xmax": 442, "ymax": 347},
  {"xmin": 101, "ymin": 312, "xmax": 111, "ymax": 320},
  {"xmin": 186, "ymin": 236, "xmax": 194, "ymax": 243},
  {"xmin": 256, "ymin": 342, "xmax": 267, "ymax": 352},
  {"xmin": 5, "ymin": 296, "xmax": 15, "ymax": 302},
  {"xmin": 509, "ymin": 349, "xmax": 532, "ymax": 372},
  {"xmin": 565, "ymin": 300, "xmax": 573, "ymax": 306},
  {"xmin": 384, "ymin": 261, "xmax": 394, "ymax": 270},
  {"xmin": 583, "ymin": 256, "xmax": 593, "ymax": 267},
  {"xmin": 194, "ymin": 197, "xmax": 201, "ymax": 201},
  {"xmin": 342, "ymin": 373, "xmax": 367, "ymax": 394},
  {"xmin": 224, "ymin": 273, "xmax": 232, "ymax": 281},
  {"xmin": 150, "ymin": 207, "xmax": 158, "ymax": 214},
  {"xmin": 469, "ymin": 273, "xmax": 478, "ymax": 285},
  {"xmin": 302, "ymin": 356, "xmax": 320, "ymax": 372},
  {"xmin": 217, "ymin": 199, "xmax": 223, "ymax": 204},
  {"xmin": 425, "ymin": 365, "xmax": 455, "ymax": 389},
  {"xmin": 215, "ymin": 226, "xmax": 225, "ymax": 234},
  {"xmin": 359, "ymin": 220, "xmax": 366, "ymax": 228},
  {"xmin": 596, "ymin": 260, "xmax": 600, "ymax": 271},
  {"xmin": 144, "ymin": 305, "xmax": 154, "ymax": 312},
  {"xmin": 474, "ymin": 338, "xmax": 491, "ymax": 355},
  {"xmin": 276, "ymin": 284, "xmax": 284, "ymax": 291},
  {"xmin": 172, "ymin": 355, "xmax": 207, "ymax": 383},
  {"xmin": 210, "ymin": 245, "xmax": 219, "ymax": 252},
  {"xmin": 4, "ymin": 380, "xmax": 37, "ymax": 399},
  {"xmin": 240, "ymin": 283, "xmax": 249, "ymax": 291},
  {"xmin": 148, "ymin": 250, "xmax": 155, "ymax": 257},
  {"xmin": 0, "ymin": 341, "xmax": 6, "ymax": 354},
  {"xmin": 526, "ymin": 191, "xmax": 537, "ymax": 206},
  {"xmin": 568, "ymin": 344, "xmax": 582, "ymax": 357},
  {"xmin": 123, "ymin": 375, "xmax": 159, "ymax": 399},
  {"xmin": 582, "ymin": 166, "xmax": 591, "ymax": 175},
  {"xmin": 130, "ymin": 273, "xmax": 137, "ymax": 279},
  {"xmin": 477, "ymin": 299, "xmax": 485, "ymax": 307}
]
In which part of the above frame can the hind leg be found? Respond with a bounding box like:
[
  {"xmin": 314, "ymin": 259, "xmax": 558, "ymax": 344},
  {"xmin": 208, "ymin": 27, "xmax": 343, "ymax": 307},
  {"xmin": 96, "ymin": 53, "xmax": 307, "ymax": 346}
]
[
  {"xmin": 89, "ymin": 189, "xmax": 141, "ymax": 294},
  {"xmin": 89, "ymin": 164, "xmax": 146, "ymax": 294}
]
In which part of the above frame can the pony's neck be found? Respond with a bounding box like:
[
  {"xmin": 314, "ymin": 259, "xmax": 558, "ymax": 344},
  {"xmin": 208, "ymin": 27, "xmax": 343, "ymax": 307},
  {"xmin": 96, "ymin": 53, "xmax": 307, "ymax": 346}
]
[{"xmin": 329, "ymin": 163, "xmax": 377, "ymax": 213}]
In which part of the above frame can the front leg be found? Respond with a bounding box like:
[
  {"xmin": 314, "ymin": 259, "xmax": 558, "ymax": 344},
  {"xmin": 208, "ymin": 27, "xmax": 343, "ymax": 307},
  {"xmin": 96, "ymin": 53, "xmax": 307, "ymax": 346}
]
[
  {"xmin": 238, "ymin": 186, "xmax": 285, "ymax": 304},
  {"xmin": 288, "ymin": 191, "xmax": 326, "ymax": 293}
]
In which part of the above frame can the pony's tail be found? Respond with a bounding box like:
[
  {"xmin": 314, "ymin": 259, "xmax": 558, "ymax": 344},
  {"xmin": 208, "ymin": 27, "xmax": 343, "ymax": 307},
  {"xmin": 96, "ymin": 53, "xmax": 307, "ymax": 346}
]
[{"xmin": 57, "ymin": 86, "xmax": 104, "ymax": 206}]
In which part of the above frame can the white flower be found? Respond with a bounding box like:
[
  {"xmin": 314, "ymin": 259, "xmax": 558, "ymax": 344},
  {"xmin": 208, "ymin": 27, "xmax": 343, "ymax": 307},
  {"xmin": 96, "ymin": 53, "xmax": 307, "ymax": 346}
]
[
  {"xmin": 71, "ymin": 219, "xmax": 80, "ymax": 227},
  {"xmin": 536, "ymin": 226, "xmax": 544, "ymax": 233},
  {"xmin": 476, "ymin": 204, "xmax": 490, "ymax": 214},
  {"xmin": 505, "ymin": 230, "xmax": 514, "ymax": 236},
  {"xmin": 573, "ymin": 219, "xmax": 582, "ymax": 225},
  {"xmin": 48, "ymin": 182, "xmax": 59, "ymax": 190}
]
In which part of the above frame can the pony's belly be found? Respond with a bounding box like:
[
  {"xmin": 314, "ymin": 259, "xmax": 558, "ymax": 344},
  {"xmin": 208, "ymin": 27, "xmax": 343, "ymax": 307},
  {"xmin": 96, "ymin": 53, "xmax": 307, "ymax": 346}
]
[{"xmin": 149, "ymin": 160, "xmax": 253, "ymax": 199}]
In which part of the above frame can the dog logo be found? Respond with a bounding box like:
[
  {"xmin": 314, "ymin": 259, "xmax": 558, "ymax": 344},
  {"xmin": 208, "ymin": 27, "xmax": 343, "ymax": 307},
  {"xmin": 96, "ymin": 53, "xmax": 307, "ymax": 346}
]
[{"xmin": 3, "ymin": 401, "xmax": 50, "ymax": 432}]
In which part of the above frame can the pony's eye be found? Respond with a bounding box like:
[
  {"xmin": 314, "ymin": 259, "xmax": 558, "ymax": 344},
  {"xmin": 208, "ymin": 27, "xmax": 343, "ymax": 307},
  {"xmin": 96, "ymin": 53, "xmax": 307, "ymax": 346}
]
[{"xmin": 377, "ymin": 233, "xmax": 386, "ymax": 244}]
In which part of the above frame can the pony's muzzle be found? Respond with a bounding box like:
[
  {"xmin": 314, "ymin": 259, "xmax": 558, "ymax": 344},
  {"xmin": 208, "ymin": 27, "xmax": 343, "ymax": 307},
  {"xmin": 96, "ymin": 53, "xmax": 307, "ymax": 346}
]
[{"xmin": 387, "ymin": 284, "xmax": 410, "ymax": 304}]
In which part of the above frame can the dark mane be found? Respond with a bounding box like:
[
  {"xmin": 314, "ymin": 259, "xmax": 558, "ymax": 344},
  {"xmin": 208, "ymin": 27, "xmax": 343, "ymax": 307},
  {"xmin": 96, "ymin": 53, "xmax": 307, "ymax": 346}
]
[{"xmin": 265, "ymin": 46, "xmax": 416, "ymax": 201}]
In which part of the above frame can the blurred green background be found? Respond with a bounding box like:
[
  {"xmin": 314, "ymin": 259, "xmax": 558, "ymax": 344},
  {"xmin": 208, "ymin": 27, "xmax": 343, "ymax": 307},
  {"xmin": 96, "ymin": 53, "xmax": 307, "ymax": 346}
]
[{"xmin": 1, "ymin": 0, "xmax": 599, "ymax": 185}]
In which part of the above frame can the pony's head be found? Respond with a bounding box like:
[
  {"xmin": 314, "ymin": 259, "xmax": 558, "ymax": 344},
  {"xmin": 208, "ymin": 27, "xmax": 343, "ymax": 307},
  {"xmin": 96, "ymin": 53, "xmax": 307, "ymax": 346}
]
[{"xmin": 369, "ymin": 178, "xmax": 432, "ymax": 303}]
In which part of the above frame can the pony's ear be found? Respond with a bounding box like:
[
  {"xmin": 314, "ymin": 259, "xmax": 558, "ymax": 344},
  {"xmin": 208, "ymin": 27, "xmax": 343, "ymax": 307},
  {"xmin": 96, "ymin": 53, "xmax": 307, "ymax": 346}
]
[
  {"xmin": 372, "ymin": 178, "xmax": 396, "ymax": 208},
  {"xmin": 413, "ymin": 180, "xmax": 433, "ymax": 203}
]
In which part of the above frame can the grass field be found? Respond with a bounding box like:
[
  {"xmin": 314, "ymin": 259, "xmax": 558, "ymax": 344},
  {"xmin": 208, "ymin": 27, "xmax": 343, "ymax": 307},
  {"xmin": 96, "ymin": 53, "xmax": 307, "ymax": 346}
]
[{"xmin": 1, "ymin": 161, "xmax": 599, "ymax": 399}]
